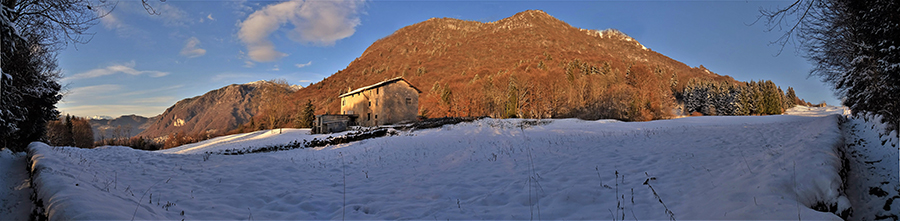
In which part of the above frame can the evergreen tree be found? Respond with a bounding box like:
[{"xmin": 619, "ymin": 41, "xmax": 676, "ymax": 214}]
[
  {"xmin": 297, "ymin": 100, "xmax": 315, "ymax": 128},
  {"xmin": 785, "ymin": 87, "xmax": 800, "ymax": 107}
]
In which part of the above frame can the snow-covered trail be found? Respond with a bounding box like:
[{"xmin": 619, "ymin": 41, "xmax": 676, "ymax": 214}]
[
  {"xmin": 27, "ymin": 114, "xmax": 850, "ymax": 220},
  {"xmin": 841, "ymin": 113, "xmax": 900, "ymax": 220},
  {"xmin": 0, "ymin": 149, "xmax": 33, "ymax": 220}
]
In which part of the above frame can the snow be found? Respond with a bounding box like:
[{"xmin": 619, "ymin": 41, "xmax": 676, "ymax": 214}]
[
  {"xmin": 25, "ymin": 112, "xmax": 853, "ymax": 220},
  {"xmin": 0, "ymin": 148, "xmax": 32, "ymax": 220},
  {"xmin": 158, "ymin": 128, "xmax": 348, "ymax": 154},
  {"xmin": 87, "ymin": 115, "xmax": 114, "ymax": 120},
  {"xmin": 784, "ymin": 105, "xmax": 850, "ymax": 116},
  {"xmin": 841, "ymin": 111, "xmax": 900, "ymax": 220}
]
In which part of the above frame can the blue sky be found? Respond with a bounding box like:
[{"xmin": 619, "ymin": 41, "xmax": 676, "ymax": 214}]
[{"xmin": 57, "ymin": 0, "xmax": 839, "ymax": 118}]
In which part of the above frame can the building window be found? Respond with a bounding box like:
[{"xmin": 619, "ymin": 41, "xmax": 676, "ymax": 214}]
[
  {"xmin": 342, "ymin": 100, "xmax": 345, "ymax": 106},
  {"xmin": 376, "ymin": 88, "xmax": 379, "ymax": 94},
  {"xmin": 375, "ymin": 114, "xmax": 378, "ymax": 119},
  {"xmin": 368, "ymin": 101, "xmax": 371, "ymax": 106},
  {"xmin": 367, "ymin": 113, "xmax": 371, "ymax": 121}
]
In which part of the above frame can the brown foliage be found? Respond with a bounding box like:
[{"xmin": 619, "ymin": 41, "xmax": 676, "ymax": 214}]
[
  {"xmin": 162, "ymin": 131, "xmax": 214, "ymax": 150},
  {"xmin": 258, "ymin": 10, "xmax": 742, "ymax": 124},
  {"xmin": 44, "ymin": 115, "xmax": 93, "ymax": 148},
  {"xmin": 95, "ymin": 136, "xmax": 162, "ymax": 151}
]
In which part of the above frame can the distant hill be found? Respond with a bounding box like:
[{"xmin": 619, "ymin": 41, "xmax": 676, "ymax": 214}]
[
  {"xmin": 89, "ymin": 115, "xmax": 158, "ymax": 140},
  {"xmin": 291, "ymin": 10, "xmax": 739, "ymax": 121},
  {"xmin": 137, "ymin": 81, "xmax": 299, "ymax": 139}
]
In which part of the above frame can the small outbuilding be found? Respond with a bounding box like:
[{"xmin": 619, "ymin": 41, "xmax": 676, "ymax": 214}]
[{"xmin": 312, "ymin": 114, "xmax": 358, "ymax": 134}]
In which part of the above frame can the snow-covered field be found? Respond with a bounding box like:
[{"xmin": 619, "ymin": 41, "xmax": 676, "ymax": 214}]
[{"xmin": 19, "ymin": 107, "xmax": 868, "ymax": 220}]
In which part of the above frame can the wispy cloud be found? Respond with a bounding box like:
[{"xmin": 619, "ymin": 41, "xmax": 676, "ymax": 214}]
[
  {"xmin": 269, "ymin": 65, "xmax": 280, "ymax": 71},
  {"xmin": 121, "ymin": 85, "xmax": 184, "ymax": 97},
  {"xmin": 130, "ymin": 96, "xmax": 176, "ymax": 104},
  {"xmin": 295, "ymin": 61, "xmax": 313, "ymax": 68},
  {"xmin": 57, "ymin": 104, "xmax": 170, "ymax": 118},
  {"xmin": 63, "ymin": 61, "xmax": 169, "ymax": 81},
  {"xmin": 207, "ymin": 14, "xmax": 216, "ymax": 21},
  {"xmin": 180, "ymin": 37, "xmax": 206, "ymax": 58},
  {"xmin": 97, "ymin": 6, "xmax": 150, "ymax": 39},
  {"xmin": 238, "ymin": 0, "xmax": 365, "ymax": 62},
  {"xmin": 229, "ymin": 0, "xmax": 254, "ymax": 17},
  {"xmin": 212, "ymin": 73, "xmax": 253, "ymax": 82},
  {"xmin": 150, "ymin": 2, "xmax": 192, "ymax": 27},
  {"xmin": 243, "ymin": 61, "xmax": 255, "ymax": 68},
  {"xmin": 64, "ymin": 84, "xmax": 124, "ymax": 103},
  {"xmin": 59, "ymin": 84, "xmax": 183, "ymax": 117}
]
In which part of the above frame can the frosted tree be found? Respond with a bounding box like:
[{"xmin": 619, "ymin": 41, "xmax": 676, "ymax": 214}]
[
  {"xmin": 0, "ymin": 0, "xmax": 116, "ymax": 151},
  {"xmin": 759, "ymin": 0, "xmax": 899, "ymax": 132}
]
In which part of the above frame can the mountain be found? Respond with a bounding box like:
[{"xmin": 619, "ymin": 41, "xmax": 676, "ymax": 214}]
[
  {"xmin": 292, "ymin": 10, "xmax": 738, "ymax": 121},
  {"xmin": 136, "ymin": 81, "xmax": 298, "ymax": 139},
  {"xmin": 89, "ymin": 115, "xmax": 158, "ymax": 140}
]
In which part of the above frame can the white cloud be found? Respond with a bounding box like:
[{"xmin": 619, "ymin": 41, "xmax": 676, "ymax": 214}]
[
  {"xmin": 121, "ymin": 85, "xmax": 184, "ymax": 97},
  {"xmin": 207, "ymin": 14, "xmax": 216, "ymax": 21},
  {"xmin": 99, "ymin": 9, "xmax": 123, "ymax": 29},
  {"xmin": 97, "ymin": 6, "xmax": 149, "ymax": 39},
  {"xmin": 295, "ymin": 61, "xmax": 313, "ymax": 68},
  {"xmin": 180, "ymin": 37, "xmax": 207, "ymax": 58},
  {"xmin": 152, "ymin": 3, "xmax": 191, "ymax": 27},
  {"xmin": 243, "ymin": 61, "xmax": 256, "ymax": 68},
  {"xmin": 238, "ymin": 0, "xmax": 364, "ymax": 62},
  {"xmin": 269, "ymin": 65, "xmax": 280, "ymax": 71},
  {"xmin": 63, "ymin": 61, "xmax": 169, "ymax": 81},
  {"xmin": 229, "ymin": 0, "xmax": 254, "ymax": 17}
]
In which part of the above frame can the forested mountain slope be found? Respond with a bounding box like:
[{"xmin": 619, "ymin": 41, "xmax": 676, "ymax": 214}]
[{"xmin": 291, "ymin": 10, "xmax": 742, "ymax": 121}]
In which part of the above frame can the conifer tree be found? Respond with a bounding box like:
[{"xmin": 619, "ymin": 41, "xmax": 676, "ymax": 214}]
[{"xmin": 297, "ymin": 100, "xmax": 315, "ymax": 128}]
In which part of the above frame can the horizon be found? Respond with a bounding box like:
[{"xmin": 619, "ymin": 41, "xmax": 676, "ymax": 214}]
[{"xmin": 57, "ymin": 0, "xmax": 840, "ymax": 118}]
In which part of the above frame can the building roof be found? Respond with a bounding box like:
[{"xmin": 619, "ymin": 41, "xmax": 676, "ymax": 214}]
[{"xmin": 338, "ymin": 77, "xmax": 422, "ymax": 98}]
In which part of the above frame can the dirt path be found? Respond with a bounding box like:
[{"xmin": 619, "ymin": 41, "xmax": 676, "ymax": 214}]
[
  {"xmin": 841, "ymin": 116, "xmax": 900, "ymax": 221},
  {"xmin": 0, "ymin": 149, "xmax": 33, "ymax": 220}
]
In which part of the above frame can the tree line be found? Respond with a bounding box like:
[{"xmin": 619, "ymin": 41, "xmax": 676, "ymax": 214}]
[
  {"xmin": 416, "ymin": 56, "xmax": 802, "ymax": 121},
  {"xmin": 44, "ymin": 115, "xmax": 93, "ymax": 148},
  {"xmin": 682, "ymin": 79, "xmax": 811, "ymax": 116}
]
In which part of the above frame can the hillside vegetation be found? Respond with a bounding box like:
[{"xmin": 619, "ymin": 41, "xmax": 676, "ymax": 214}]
[{"xmin": 280, "ymin": 10, "xmax": 802, "ymax": 125}]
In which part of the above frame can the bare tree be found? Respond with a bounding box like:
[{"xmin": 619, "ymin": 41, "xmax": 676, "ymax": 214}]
[{"xmin": 258, "ymin": 79, "xmax": 292, "ymax": 132}]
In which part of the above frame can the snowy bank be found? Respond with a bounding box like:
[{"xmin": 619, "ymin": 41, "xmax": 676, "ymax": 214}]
[
  {"xmin": 28, "ymin": 115, "xmax": 849, "ymax": 219},
  {"xmin": 0, "ymin": 148, "xmax": 32, "ymax": 220},
  {"xmin": 841, "ymin": 111, "xmax": 900, "ymax": 220}
]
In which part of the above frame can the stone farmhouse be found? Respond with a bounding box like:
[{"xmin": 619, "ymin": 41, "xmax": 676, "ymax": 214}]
[
  {"xmin": 339, "ymin": 77, "xmax": 421, "ymax": 127},
  {"xmin": 312, "ymin": 77, "xmax": 420, "ymax": 134}
]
